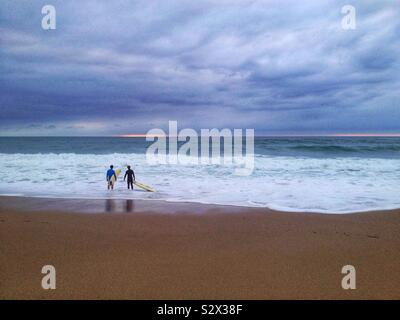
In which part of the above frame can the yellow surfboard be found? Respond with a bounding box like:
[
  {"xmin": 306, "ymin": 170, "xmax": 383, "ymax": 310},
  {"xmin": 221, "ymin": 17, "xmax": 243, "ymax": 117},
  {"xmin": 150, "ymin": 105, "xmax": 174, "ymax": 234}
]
[
  {"xmin": 110, "ymin": 169, "xmax": 121, "ymax": 183},
  {"xmin": 133, "ymin": 181, "xmax": 156, "ymax": 192}
]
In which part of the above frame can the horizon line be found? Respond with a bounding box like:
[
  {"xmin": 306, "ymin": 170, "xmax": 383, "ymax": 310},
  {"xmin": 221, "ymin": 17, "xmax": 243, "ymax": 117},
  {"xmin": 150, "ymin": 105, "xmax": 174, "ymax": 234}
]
[
  {"xmin": 119, "ymin": 133, "xmax": 400, "ymax": 138},
  {"xmin": 1, "ymin": 133, "xmax": 400, "ymax": 138}
]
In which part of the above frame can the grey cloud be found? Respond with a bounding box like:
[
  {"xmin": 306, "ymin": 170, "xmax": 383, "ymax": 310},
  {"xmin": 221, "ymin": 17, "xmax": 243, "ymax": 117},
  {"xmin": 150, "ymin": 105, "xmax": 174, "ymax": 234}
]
[{"xmin": 0, "ymin": 0, "xmax": 399, "ymax": 135}]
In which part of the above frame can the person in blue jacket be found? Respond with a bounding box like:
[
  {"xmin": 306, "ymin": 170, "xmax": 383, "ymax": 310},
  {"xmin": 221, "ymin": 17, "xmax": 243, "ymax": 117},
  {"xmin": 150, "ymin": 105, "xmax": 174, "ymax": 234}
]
[{"xmin": 106, "ymin": 165, "xmax": 117, "ymax": 190}]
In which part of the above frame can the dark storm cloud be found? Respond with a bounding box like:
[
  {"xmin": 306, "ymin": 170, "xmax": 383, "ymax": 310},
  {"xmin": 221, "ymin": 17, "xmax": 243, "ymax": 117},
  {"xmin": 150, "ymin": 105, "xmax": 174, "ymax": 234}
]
[{"xmin": 0, "ymin": 0, "xmax": 399, "ymax": 135}]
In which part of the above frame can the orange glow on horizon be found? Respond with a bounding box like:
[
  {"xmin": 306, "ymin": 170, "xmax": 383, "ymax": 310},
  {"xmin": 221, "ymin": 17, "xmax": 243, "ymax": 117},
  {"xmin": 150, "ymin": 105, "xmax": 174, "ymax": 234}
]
[
  {"xmin": 118, "ymin": 133, "xmax": 400, "ymax": 138},
  {"xmin": 331, "ymin": 133, "xmax": 400, "ymax": 137},
  {"xmin": 119, "ymin": 134, "xmax": 148, "ymax": 138},
  {"xmin": 118, "ymin": 134, "xmax": 166, "ymax": 138}
]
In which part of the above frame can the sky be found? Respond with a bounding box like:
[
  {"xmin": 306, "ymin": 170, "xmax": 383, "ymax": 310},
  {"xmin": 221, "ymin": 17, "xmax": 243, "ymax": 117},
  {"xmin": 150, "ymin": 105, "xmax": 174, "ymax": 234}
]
[{"xmin": 0, "ymin": 0, "xmax": 399, "ymax": 136}]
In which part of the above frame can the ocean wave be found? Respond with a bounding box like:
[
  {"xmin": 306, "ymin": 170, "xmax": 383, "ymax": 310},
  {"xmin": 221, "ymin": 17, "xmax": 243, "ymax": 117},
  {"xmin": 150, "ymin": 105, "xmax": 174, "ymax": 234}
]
[{"xmin": 0, "ymin": 152, "xmax": 399, "ymax": 213}]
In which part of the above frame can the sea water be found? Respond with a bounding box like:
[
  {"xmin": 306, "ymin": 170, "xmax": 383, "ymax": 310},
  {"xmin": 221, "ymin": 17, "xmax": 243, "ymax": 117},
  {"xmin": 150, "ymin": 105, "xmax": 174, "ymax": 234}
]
[{"xmin": 0, "ymin": 137, "xmax": 399, "ymax": 213}]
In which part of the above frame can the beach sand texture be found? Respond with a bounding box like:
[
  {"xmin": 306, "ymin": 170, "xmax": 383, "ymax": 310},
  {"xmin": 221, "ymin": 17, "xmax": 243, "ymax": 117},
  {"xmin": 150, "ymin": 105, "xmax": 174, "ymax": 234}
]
[{"xmin": 1, "ymin": 197, "xmax": 400, "ymax": 299}]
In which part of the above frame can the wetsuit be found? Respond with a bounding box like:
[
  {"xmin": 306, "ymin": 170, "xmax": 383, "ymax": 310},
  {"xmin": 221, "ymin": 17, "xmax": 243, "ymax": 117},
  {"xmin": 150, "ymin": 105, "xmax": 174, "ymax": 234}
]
[{"xmin": 124, "ymin": 169, "xmax": 135, "ymax": 189}]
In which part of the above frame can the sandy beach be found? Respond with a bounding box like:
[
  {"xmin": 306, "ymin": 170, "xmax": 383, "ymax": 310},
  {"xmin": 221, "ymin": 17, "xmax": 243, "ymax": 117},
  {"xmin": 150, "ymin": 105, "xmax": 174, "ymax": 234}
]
[{"xmin": 1, "ymin": 196, "xmax": 400, "ymax": 300}]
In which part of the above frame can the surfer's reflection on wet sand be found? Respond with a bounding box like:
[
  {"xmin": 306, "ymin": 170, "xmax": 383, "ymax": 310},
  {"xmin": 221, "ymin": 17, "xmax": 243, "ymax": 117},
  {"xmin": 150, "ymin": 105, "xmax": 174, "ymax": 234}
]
[
  {"xmin": 105, "ymin": 199, "xmax": 115, "ymax": 212},
  {"xmin": 125, "ymin": 199, "xmax": 134, "ymax": 212},
  {"xmin": 104, "ymin": 199, "xmax": 134, "ymax": 212}
]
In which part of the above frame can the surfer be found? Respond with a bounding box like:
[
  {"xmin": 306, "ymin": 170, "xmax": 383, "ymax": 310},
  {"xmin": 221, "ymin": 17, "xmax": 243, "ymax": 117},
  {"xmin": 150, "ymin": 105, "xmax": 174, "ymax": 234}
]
[
  {"xmin": 106, "ymin": 165, "xmax": 117, "ymax": 190},
  {"xmin": 124, "ymin": 165, "xmax": 136, "ymax": 190}
]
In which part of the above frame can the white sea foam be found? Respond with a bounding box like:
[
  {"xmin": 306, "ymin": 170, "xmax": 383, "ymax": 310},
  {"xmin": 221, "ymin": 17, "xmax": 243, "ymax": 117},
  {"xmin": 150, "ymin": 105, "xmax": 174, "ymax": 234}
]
[{"xmin": 0, "ymin": 152, "xmax": 399, "ymax": 213}]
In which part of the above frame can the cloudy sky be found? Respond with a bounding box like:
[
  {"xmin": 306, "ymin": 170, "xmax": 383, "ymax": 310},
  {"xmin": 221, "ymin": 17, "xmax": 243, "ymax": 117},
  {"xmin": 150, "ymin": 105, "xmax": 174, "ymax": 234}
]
[{"xmin": 0, "ymin": 0, "xmax": 399, "ymax": 136}]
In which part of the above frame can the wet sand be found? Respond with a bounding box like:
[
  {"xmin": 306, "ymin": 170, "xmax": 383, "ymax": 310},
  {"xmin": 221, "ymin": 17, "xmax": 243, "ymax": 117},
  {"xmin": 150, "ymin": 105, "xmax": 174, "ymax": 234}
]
[{"xmin": 1, "ymin": 196, "xmax": 400, "ymax": 299}]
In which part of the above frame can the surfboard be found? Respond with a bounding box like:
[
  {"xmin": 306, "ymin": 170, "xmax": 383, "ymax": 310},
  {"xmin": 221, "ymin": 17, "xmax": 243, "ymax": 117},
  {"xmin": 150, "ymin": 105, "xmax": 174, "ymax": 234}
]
[
  {"xmin": 133, "ymin": 181, "xmax": 156, "ymax": 192},
  {"xmin": 110, "ymin": 169, "xmax": 121, "ymax": 183}
]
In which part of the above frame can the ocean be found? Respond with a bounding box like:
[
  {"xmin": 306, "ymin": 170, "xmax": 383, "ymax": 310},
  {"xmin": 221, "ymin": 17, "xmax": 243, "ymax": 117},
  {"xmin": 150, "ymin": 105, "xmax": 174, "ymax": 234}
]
[{"xmin": 0, "ymin": 136, "xmax": 399, "ymax": 213}]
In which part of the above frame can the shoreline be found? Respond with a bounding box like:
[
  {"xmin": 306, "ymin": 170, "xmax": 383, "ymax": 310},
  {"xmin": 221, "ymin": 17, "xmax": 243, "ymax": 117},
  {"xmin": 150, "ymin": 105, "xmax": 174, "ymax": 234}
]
[
  {"xmin": 1, "ymin": 195, "xmax": 400, "ymax": 215},
  {"xmin": 1, "ymin": 196, "xmax": 400, "ymax": 299}
]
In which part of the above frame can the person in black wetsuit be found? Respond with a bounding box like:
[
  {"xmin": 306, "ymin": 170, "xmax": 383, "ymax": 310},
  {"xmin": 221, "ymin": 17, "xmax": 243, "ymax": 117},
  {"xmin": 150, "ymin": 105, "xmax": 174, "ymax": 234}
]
[{"xmin": 124, "ymin": 165, "xmax": 136, "ymax": 190}]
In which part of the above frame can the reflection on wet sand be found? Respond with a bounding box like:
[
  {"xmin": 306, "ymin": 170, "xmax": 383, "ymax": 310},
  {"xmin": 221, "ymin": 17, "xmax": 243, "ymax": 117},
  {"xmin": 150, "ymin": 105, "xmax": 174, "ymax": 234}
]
[
  {"xmin": 125, "ymin": 199, "xmax": 134, "ymax": 212},
  {"xmin": 105, "ymin": 199, "xmax": 135, "ymax": 212},
  {"xmin": 105, "ymin": 199, "xmax": 115, "ymax": 212}
]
